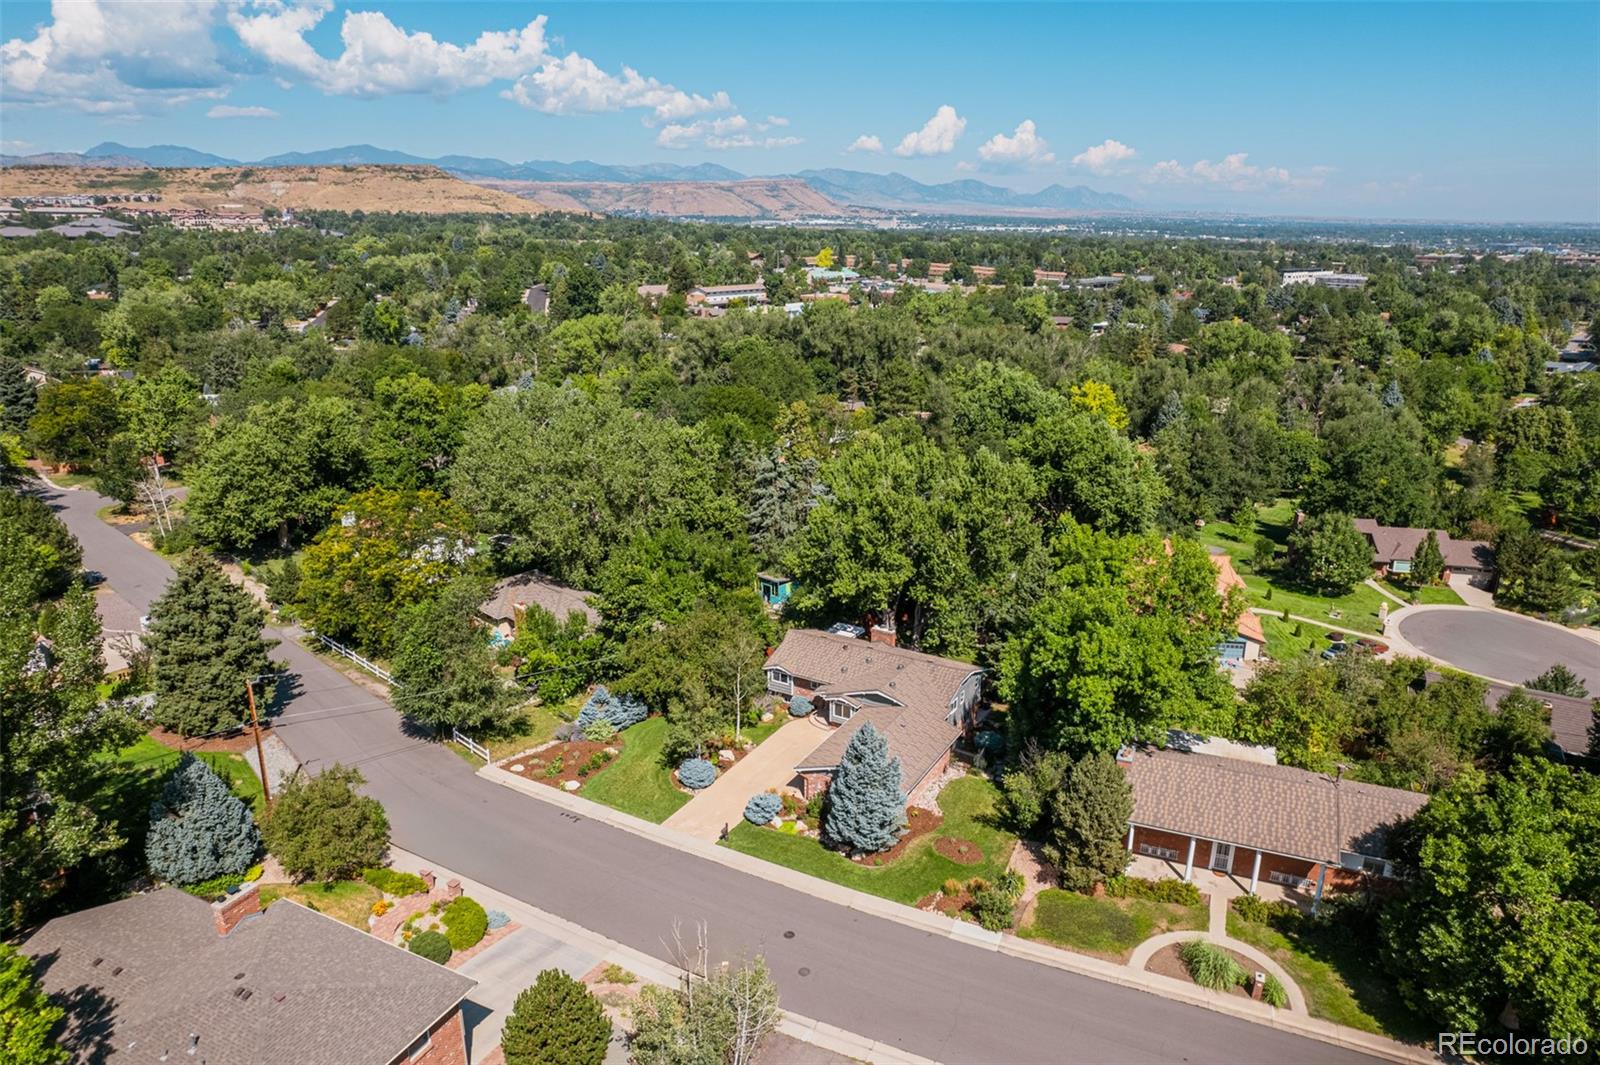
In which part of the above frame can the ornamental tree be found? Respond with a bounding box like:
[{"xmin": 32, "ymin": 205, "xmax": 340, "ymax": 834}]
[
  {"xmin": 823, "ymin": 722, "xmax": 904, "ymax": 853},
  {"xmin": 1045, "ymin": 754, "xmax": 1134, "ymax": 892},
  {"xmin": 1287, "ymin": 511, "xmax": 1372, "ymax": 594},
  {"xmin": 146, "ymin": 551, "xmax": 274, "ymax": 737},
  {"xmin": 146, "ymin": 753, "xmax": 259, "ymax": 885},
  {"xmin": 1409, "ymin": 529, "xmax": 1446, "ymax": 586},
  {"xmin": 501, "ymin": 969, "xmax": 612, "ymax": 1065},
  {"xmin": 260, "ymin": 765, "xmax": 388, "ymax": 882}
]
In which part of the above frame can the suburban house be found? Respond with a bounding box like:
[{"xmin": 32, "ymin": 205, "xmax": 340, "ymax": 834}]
[
  {"xmin": 1119, "ymin": 737, "xmax": 1428, "ymax": 906},
  {"xmin": 1428, "ymin": 671, "xmax": 1596, "ymax": 766},
  {"xmin": 757, "ymin": 572, "xmax": 793, "ymax": 610},
  {"xmin": 23, "ymin": 884, "xmax": 475, "ymax": 1065},
  {"xmin": 764, "ymin": 627, "xmax": 985, "ymax": 800},
  {"xmin": 1352, "ymin": 518, "xmax": 1494, "ymax": 583},
  {"xmin": 1209, "ymin": 549, "xmax": 1265, "ymax": 663},
  {"xmin": 477, "ymin": 571, "xmax": 600, "ymax": 645}
]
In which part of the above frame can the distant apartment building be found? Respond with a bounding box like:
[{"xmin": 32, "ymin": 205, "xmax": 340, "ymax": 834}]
[
  {"xmin": 689, "ymin": 282, "xmax": 769, "ymax": 307},
  {"xmin": 1281, "ymin": 270, "xmax": 1368, "ymax": 289}
]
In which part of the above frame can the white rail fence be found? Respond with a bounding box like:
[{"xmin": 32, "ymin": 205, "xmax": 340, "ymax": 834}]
[
  {"xmin": 310, "ymin": 631, "xmax": 397, "ymax": 685},
  {"xmin": 452, "ymin": 728, "xmax": 490, "ymax": 762}
]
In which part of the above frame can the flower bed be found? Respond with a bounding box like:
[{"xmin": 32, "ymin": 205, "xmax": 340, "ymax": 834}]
[
  {"xmin": 501, "ymin": 737, "xmax": 620, "ymax": 789},
  {"xmin": 858, "ymin": 806, "xmax": 940, "ymax": 867}
]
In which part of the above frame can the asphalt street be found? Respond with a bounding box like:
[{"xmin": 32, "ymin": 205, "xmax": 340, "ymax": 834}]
[
  {"xmin": 44, "ymin": 481, "xmax": 1385, "ymax": 1064},
  {"xmin": 1397, "ymin": 608, "xmax": 1600, "ymax": 692}
]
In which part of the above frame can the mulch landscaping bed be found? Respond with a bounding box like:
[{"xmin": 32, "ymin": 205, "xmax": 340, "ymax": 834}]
[
  {"xmin": 502, "ymin": 738, "xmax": 621, "ymax": 788},
  {"xmin": 916, "ymin": 888, "xmax": 975, "ymax": 918},
  {"xmin": 858, "ymin": 806, "xmax": 941, "ymax": 867},
  {"xmin": 1146, "ymin": 942, "xmax": 1254, "ymax": 999},
  {"xmin": 146, "ymin": 726, "xmax": 265, "ymax": 754},
  {"xmin": 933, "ymin": 836, "xmax": 983, "ymax": 865}
]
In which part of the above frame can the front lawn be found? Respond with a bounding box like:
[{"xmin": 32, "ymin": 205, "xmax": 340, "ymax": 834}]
[
  {"xmin": 1018, "ymin": 889, "xmax": 1206, "ymax": 961},
  {"xmin": 1226, "ymin": 910, "xmax": 1431, "ymax": 1041},
  {"xmin": 260, "ymin": 880, "xmax": 382, "ymax": 928},
  {"xmin": 576, "ymin": 716, "xmax": 691, "ymax": 823},
  {"xmin": 722, "ymin": 773, "xmax": 1017, "ymax": 906},
  {"xmin": 1377, "ymin": 579, "xmax": 1464, "ymax": 606},
  {"xmin": 1257, "ymin": 615, "xmax": 1322, "ymax": 661},
  {"xmin": 101, "ymin": 736, "xmax": 266, "ymax": 815}
]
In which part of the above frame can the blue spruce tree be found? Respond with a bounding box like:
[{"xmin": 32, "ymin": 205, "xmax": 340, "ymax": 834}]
[
  {"xmin": 146, "ymin": 753, "xmax": 259, "ymax": 885},
  {"xmin": 823, "ymin": 722, "xmax": 905, "ymax": 853}
]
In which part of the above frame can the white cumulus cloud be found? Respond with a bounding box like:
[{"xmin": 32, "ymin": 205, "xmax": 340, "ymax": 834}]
[
  {"xmin": 505, "ymin": 51, "xmax": 730, "ymax": 123},
  {"xmin": 1071, "ymin": 138, "xmax": 1137, "ymax": 174},
  {"xmin": 846, "ymin": 134, "xmax": 883, "ymax": 153},
  {"xmin": 1145, "ymin": 152, "xmax": 1314, "ymax": 191},
  {"xmin": 894, "ymin": 105, "xmax": 966, "ymax": 157},
  {"xmin": 658, "ymin": 114, "xmax": 801, "ymax": 150},
  {"xmin": 207, "ymin": 104, "xmax": 278, "ymax": 119},
  {"xmin": 2, "ymin": 0, "xmax": 232, "ymax": 113},
  {"xmin": 977, "ymin": 119, "xmax": 1055, "ymax": 168}
]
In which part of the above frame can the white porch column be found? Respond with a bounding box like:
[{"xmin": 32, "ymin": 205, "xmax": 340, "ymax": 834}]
[
  {"xmin": 1312, "ymin": 866, "xmax": 1328, "ymax": 914},
  {"xmin": 1249, "ymin": 851, "xmax": 1262, "ymax": 895},
  {"xmin": 1183, "ymin": 837, "xmax": 1196, "ymax": 882},
  {"xmin": 1126, "ymin": 824, "xmax": 1135, "ymax": 851}
]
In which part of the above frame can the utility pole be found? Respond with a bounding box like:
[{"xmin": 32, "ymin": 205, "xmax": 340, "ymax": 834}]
[{"xmin": 246, "ymin": 678, "xmax": 270, "ymax": 805}]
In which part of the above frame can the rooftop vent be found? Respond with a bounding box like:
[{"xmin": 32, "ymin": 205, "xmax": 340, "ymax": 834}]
[{"xmin": 91, "ymin": 957, "xmax": 104, "ymax": 967}]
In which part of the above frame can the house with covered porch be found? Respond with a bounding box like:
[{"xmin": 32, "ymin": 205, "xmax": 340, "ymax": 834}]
[
  {"xmin": 1119, "ymin": 737, "xmax": 1428, "ymax": 907},
  {"xmin": 763, "ymin": 626, "xmax": 985, "ymax": 800}
]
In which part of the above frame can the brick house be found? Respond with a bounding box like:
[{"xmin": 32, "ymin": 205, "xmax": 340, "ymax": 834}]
[
  {"xmin": 1352, "ymin": 518, "xmax": 1494, "ymax": 584},
  {"xmin": 23, "ymin": 884, "xmax": 475, "ymax": 1065},
  {"xmin": 1119, "ymin": 740, "xmax": 1427, "ymax": 907},
  {"xmin": 764, "ymin": 627, "xmax": 985, "ymax": 800}
]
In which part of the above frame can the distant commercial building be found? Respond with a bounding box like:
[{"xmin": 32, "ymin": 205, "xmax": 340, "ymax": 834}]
[
  {"xmin": 689, "ymin": 282, "xmax": 768, "ymax": 307},
  {"xmin": 1280, "ymin": 270, "xmax": 1367, "ymax": 289}
]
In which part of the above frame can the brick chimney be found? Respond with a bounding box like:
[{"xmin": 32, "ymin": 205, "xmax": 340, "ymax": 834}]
[
  {"xmin": 213, "ymin": 881, "xmax": 261, "ymax": 936},
  {"xmin": 868, "ymin": 617, "xmax": 896, "ymax": 648}
]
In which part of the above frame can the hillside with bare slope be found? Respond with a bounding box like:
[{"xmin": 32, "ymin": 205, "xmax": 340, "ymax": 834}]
[
  {"xmin": 471, "ymin": 176, "xmax": 869, "ymax": 220},
  {"xmin": 0, "ymin": 165, "xmax": 551, "ymax": 215}
]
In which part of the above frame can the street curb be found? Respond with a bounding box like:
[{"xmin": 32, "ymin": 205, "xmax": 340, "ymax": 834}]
[
  {"xmin": 477, "ymin": 764, "xmax": 1435, "ymax": 1065},
  {"xmin": 387, "ymin": 846, "xmax": 938, "ymax": 1065}
]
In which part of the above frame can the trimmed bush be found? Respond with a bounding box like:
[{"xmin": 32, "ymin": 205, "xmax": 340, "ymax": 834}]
[
  {"xmin": 1104, "ymin": 875, "xmax": 1202, "ymax": 906},
  {"xmin": 178, "ymin": 862, "xmax": 264, "ymax": 901},
  {"xmin": 581, "ymin": 718, "xmax": 618, "ymax": 742},
  {"xmin": 409, "ymin": 929, "xmax": 452, "ymax": 965},
  {"xmin": 677, "ymin": 758, "xmax": 716, "ymax": 790},
  {"xmin": 1261, "ymin": 973, "xmax": 1289, "ymax": 1008},
  {"xmin": 787, "ymin": 694, "xmax": 812, "ymax": 717},
  {"xmin": 442, "ymin": 895, "xmax": 488, "ymax": 951},
  {"xmin": 970, "ymin": 870, "xmax": 1025, "ymax": 931},
  {"xmin": 501, "ymin": 968, "xmax": 611, "ymax": 1065},
  {"xmin": 1231, "ymin": 893, "xmax": 1302, "ymax": 925},
  {"xmin": 1179, "ymin": 941, "xmax": 1246, "ymax": 991},
  {"xmin": 361, "ymin": 867, "xmax": 428, "ymax": 897},
  {"xmin": 744, "ymin": 792, "xmax": 782, "ymax": 825},
  {"xmin": 576, "ymin": 686, "xmax": 648, "ymax": 731},
  {"xmin": 486, "ymin": 909, "xmax": 510, "ymax": 931}
]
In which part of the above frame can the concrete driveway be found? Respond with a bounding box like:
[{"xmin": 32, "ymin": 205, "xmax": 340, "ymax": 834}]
[
  {"xmin": 456, "ymin": 927, "xmax": 602, "ymax": 1064},
  {"xmin": 663, "ymin": 716, "xmax": 830, "ymax": 840},
  {"xmin": 1396, "ymin": 605, "xmax": 1600, "ymax": 690}
]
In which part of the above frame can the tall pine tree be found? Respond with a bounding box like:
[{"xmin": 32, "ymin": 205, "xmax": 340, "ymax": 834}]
[
  {"xmin": 0, "ymin": 355, "xmax": 35, "ymax": 435},
  {"xmin": 147, "ymin": 551, "xmax": 274, "ymax": 737},
  {"xmin": 823, "ymin": 721, "xmax": 905, "ymax": 853},
  {"xmin": 1410, "ymin": 529, "xmax": 1446, "ymax": 586},
  {"xmin": 1046, "ymin": 753, "xmax": 1134, "ymax": 892},
  {"xmin": 146, "ymin": 753, "xmax": 259, "ymax": 885}
]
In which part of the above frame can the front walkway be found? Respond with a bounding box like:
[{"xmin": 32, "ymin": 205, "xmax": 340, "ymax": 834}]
[{"xmin": 662, "ymin": 716, "xmax": 830, "ymax": 840}]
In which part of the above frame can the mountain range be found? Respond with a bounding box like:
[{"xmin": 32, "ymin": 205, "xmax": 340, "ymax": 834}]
[{"xmin": 3, "ymin": 142, "xmax": 1137, "ymax": 215}]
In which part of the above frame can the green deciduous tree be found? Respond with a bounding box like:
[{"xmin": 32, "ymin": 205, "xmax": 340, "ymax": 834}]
[
  {"xmin": 501, "ymin": 969, "xmax": 612, "ymax": 1065},
  {"xmin": 822, "ymin": 722, "xmax": 904, "ymax": 854},
  {"xmin": 297, "ymin": 487, "xmax": 473, "ymax": 654},
  {"xmin": 1000, "ymin": 522, "xmax": 1235, "ymax": 756},
  {"xmin": 146, "ymin": 552, "xmax": 274, "ymax": 737},
  {"xmin": 391, "ymin": 578, "xmax": 512, "ymax": 731},
  {"xmin": 0, "ymin": 490, "xmax": 83, "ymax": 602},
  {"xmin": 1018, "ymin": 411, "xmax": 1162, "ymax": 533},
  {"xmin": 1233, "ymin": 655, "xmax": 1356, "ymax": 772},
  {"xmin": 145, "ymin": 752, "xmax": 259, "ymax": 885},
  {"xmin": 260, "ymin": 764, "xmax": 389, "ymax": 882},
  {"xmin": 0, "ymin": 943, "xmax": 67, "ymax": 1065},
  {"xmin": 28, "ymin": 378, "xmax": 121, "ymax": 468},
  {"xmin": 630, "ymin": 951, "xmax": 779, "ymax": 1065},
  {"xmin": 1287, "ymin": 511, "xmax": 1372, "ymax": 594},
  {"xmin": 1045, "ymin": 753, "xmax": 1134, "ymax": 892},
  {"xmin": 1380, "ymin": 759, "xmax": 1600, "ymax": 1044}
]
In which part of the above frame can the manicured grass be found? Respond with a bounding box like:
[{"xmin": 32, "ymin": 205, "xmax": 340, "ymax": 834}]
[
  {"xmin": 722, "ymin": 774, "xmax": 1017, "ymax": 905},
  {"xmin": 577, "ymin": 716, "xmax": 691, "ymax": 823},
  {"xmin": 1226, "ymin": 911, "xmax": 1431, "ymax": 1041},
  {"xmin": 476, "ymin": 700, "xmax": 570, "ymax": 760},
  {"xmin": 1377, "ymin": 579, "xmax": 1464, "ymax": 606},
  {"xmin": 1257, "ymin": 615, "xmax": 1323, "ymax": 661},
  {"xmin": 102, "ymin": 735, "xmax": 266, "ymax": 815},
  {"xmin": 1018, "ymin": 889, "xmax": 1206, "ymax": 961},
  {"xmin": 260, "ymin": 880, "xmax": 382, "ymax": 928}
]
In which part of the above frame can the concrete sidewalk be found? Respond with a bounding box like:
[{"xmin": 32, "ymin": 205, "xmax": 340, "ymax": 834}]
[
  {"xmin": 663, "ymin": 716, "xmax": 825, "ymax": 839},
  {"xmin": 387, "ymin": 847, "xmax": 938, "ymax": 1065},
  {"xmin": 478, "ymin": 762, "xmax": 1436, "ymax": 1064}
]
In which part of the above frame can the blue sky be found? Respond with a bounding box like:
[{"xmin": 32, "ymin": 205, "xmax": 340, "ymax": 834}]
[{"xmin": 3, "ymin": 1, "xmax": 1596, "ymax": 221}]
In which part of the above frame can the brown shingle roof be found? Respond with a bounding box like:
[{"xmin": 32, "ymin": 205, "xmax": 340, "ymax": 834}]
[
  {"xmin": 1474, "ymin": 675, "xmax": 1594, "ymax": 759},
  {"xmin": 770, "ymin": 629, "xmax": 979, "ymax": 791},
  {"xmin": 24, "ymin": 888, "xmax": 473, "ymax": 1065},
  {"xmin": 1352, "ymin": 519, "xmax": 1492, "ymax": 571},
  {"xmin": 1122, "ymin": 746, "xmax": 1428, "ymax": 865},
  {"xmin": 480, "ymin": 571, "xmax": 599, "ymax": 626},
  {"xmin": 1209, "ymin": 550, "xmax": 1265, "ymax": 644}
]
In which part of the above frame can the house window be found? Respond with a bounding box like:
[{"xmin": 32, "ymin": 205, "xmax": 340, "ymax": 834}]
[
  {"xmin": 767, "ymin": 669, "xmax": 793, "ymax": 695},
  {"xmin": 1341, "ymin": 852, "xmax": 1394, "ymax": 878},
  {"xmin": 1137, "ymin": 843, "xmax": 1179, "ymax": 861},
  {"xmin": 1269, "ymin": 870, "xmax": 1311, "ymax": 889}
]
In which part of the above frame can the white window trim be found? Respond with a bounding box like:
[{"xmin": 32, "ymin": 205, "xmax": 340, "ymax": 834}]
[{"xmin": 1137, "ymin": 842, "xmax": 1179, "ymax": 861}]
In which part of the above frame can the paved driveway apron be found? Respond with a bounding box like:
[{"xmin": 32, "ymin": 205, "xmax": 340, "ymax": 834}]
[{"xmin": 54, "ymin": 480, "xmax": 1385, "ymax": 1065}]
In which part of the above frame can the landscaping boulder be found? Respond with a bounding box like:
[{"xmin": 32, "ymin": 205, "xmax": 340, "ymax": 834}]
[
  {"xmin": 718, "ymin": 748, "xmax": 736, "ymax": 763},
  {"xmin": 562, "ymin": 779, "xmax": 581, "ymax": 791},
  {"xmin": 760, "ymin": 711, "xmax": 774, "ymax": 723}
]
